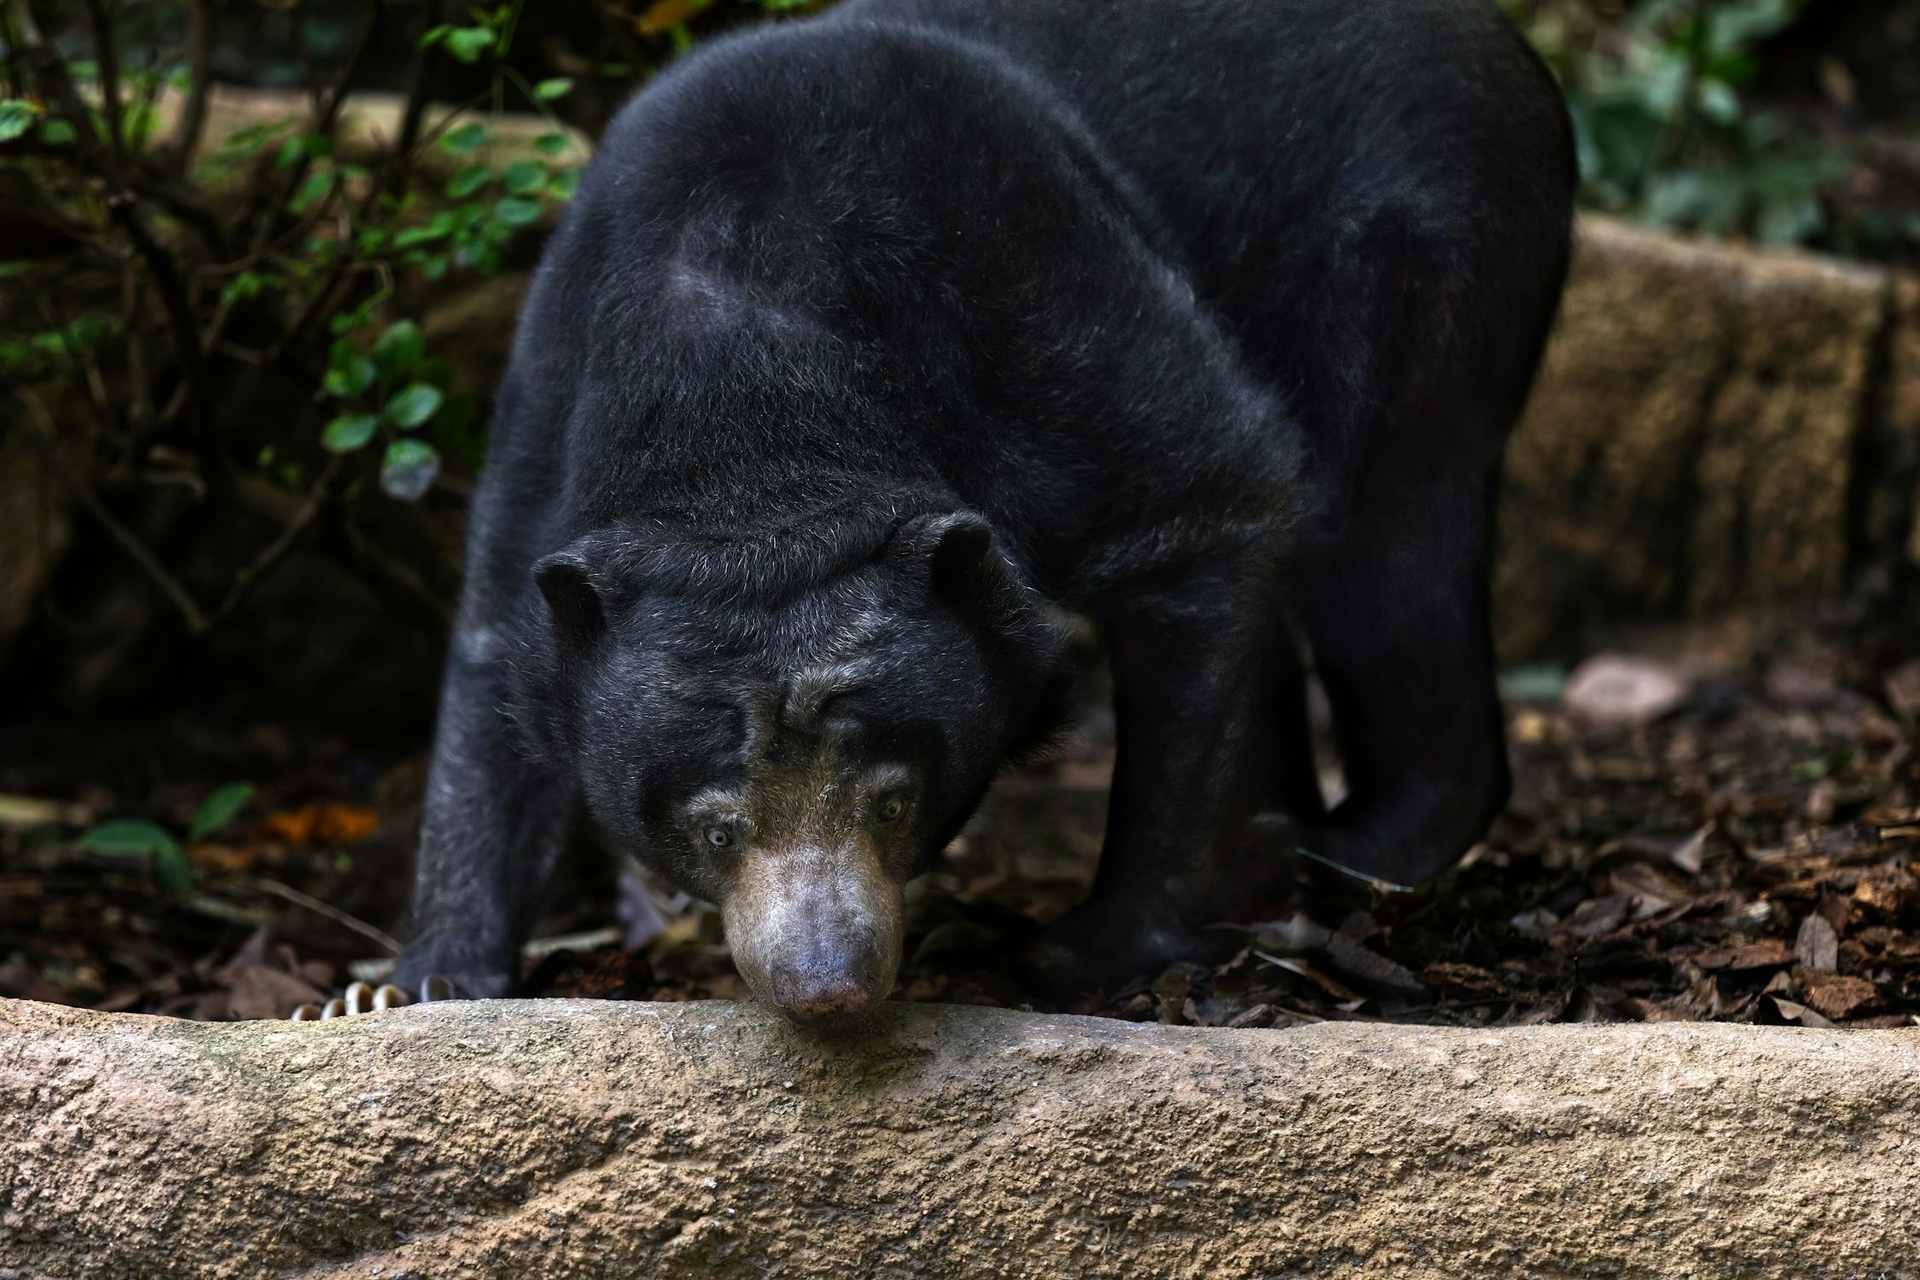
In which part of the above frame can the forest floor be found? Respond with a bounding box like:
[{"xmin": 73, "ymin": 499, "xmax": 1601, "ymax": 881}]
[{"xmin": 5, "ymin": 625, "xmax": 1919, "ymax": 1031}]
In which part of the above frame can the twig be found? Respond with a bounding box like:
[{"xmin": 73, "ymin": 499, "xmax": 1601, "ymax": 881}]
[
  {"xmin": 109, "ymin": 196, "xmax": 213, "ymax": 441},
  {"xmin": 127, "ymin": 175, "xmax": 229, "ymax": 259},
  {"xmin": 16, "ymin": 384, "xmax": 211, "ymax": 635},
  {"xmin": 199, "ymin": 454, "xmax": 341, "ymax": 631},
  {"xmin": 338, "ymin": 516, "xmax": 458, "ymax": 629},
  {"xmin": 230, "ymin": 0, "xmax": 376, "ymax": 259},
  {"xmin": 241, "ymin": 878, "xmax": 403, "ymax": 954},
  {"xmin": 20, "ymin": 382, "xmax": 337, "ymax": 638},
  {"xmin": 395, "ymin": 0, "xmax": 448, "ymax": 181},
  {"xmin": 121, "ymin": 262, "xmax": 153, "ymax": 434},
  {"xmin": 152, "ymin": 0, "xmax": 212, "ymax": 173},
  {"xmin": 15, "ymin": 0, "xmax": 217, "ymax": 441},
  {"xmin": 82, "ymin": 0, "xmax": 128, "ymax": 170}
]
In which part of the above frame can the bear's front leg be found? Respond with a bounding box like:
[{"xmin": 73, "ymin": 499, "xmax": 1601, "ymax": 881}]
[
  {"xmin": 1032, "ymin": 562, "xmax": 1299, "ymax": 997},
  {"xmin": 394, "ymin": 650, "xmax": 574, "ymax": 1000},
  {"xmin": 292, "ymin": 647, "xmax": 572, "ymax": 1019}
]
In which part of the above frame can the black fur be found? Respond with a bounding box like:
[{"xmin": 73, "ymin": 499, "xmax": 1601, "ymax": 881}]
[{"xmin": 397, "ymin": 0, "xmax": 1575, "ymax": 999}]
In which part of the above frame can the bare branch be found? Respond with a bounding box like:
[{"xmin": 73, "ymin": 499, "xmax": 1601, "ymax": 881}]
[
  {"xmin": 16, "ymin": 385, "xmax": 211, "ymax": 635},
  {"xmin": 13, "ymin": 0, "xmax": 216, "ymax": 441},
  {"xmin": 242, "ymin": 878, "xmax": 403, "ymax": 955},
  {"xmin": 200, "ymin": 454, "xmax": 342, "ymax": 632},
  {"xmin": 152, "ymin": 0, "xmax": 213, "ymax": 174},
  {"xmin": 82, "ymin": 0, "xmax": 128, "ymax": 170},
  {"xmin": 395, "ymin": 0, "xmax": 447, "ymax": 185}
]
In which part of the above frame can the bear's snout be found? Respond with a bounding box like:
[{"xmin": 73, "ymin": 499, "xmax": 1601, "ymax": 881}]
[
  {"xmin": 720, "ymin": 842, "xmax": 905, "ymax": 1026},
  {"xmin": 768, "ymin": 939, "xmax": 883, "ymax": 1022}
]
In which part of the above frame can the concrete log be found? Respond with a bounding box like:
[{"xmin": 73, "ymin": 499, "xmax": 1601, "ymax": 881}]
[
  {"xmin": 3, "ymin": 998, "xmax": 1917, "ymax": 1278},
  {"xmin": 1498, "ymin": 218, "xmax": 1897, "ymax": 657}
]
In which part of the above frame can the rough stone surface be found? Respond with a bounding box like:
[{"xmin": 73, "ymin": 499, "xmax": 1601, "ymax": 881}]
[
  {"xmin": 3, "ymin": 998, "xmax": 1917, "ymax": 1279},
  {"xmin": 1498, "ymin": 218, "xmax": 1895, "ymax": 657},
  {"xmin": 1893, "ymin": 274, "xmax": 1920, "ymax": 566}
]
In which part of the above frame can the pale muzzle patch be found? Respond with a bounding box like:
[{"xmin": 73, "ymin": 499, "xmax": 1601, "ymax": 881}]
[{"xmin": 720, "ymin": 838, "xmax": 904, "ymax": 1022}]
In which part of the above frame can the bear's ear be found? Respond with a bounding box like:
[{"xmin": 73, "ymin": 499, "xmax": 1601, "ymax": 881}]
[
  {"xmin": 890, "ymin": 511, "xmax": 1000, "ymax": 611},
  {"xmin": 890, "ymin": 510, "xmax": 1076, "ymax": 753},
  {"xmin": 533, "ymin": 541, "xmax": 614, "ymax": 646}
]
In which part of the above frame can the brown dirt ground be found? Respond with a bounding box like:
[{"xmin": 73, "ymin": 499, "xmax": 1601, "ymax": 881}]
[{"xmin": 5, "ymin": 628, "xmax": 1918, "ymax": 1031}]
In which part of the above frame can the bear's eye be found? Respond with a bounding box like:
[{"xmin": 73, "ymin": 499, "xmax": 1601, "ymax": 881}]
[
  {"xmin": 704, "ymin": 825, "xmax": 734, "ymax": 849},
  {"xmin": 874, "ymin": 797, "xmax": 905, "ymax": 826}
]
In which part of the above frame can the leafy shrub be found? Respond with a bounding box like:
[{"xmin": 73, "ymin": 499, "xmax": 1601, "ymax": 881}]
[
  {"xmin": 0, "ymin": 0, "xmax": 808, "ymax": 644},
  {"xmin": 1502, "ymin": 0, "xmax": 1856, "ymax": 246}
]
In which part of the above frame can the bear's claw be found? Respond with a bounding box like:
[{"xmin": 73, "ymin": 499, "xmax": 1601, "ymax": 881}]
[{"xmin": 288, "ymin": 977, "xmax": 447, "ymax": 1021}]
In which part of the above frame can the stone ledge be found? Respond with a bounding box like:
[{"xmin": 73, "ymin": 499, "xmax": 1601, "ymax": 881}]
[
  {"xmin": 1499, "ymin": 217, "xmax": 1918, "ymax": 656},
  {"xmin": 3, "ymin": 998, "xmax": 1916, "ymax": 1278}
]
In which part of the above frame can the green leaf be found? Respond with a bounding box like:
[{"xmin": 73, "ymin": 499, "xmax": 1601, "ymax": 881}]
[
  {"xmin": 394, "ymin": 222, "xmax": 452, "ymax": 248},
  {"xmin": 372, "ymin": 320, "xmax": 425, "ymax": 383},
  {"xmin": 419, "ymin": 23, "xmax": 452, "ymax": 47},
  {"xmin": 445, "ymin": 26, "xmax": 495, "ymax": 63},
  {"xmin": 380, "ymin": 439, "xmax": 441, "ymax": 501},
  {"xmin": 39, "ymin": 118, "xmax": 76, "ymax": 145},
  {"xmin": 501, "ymin": 160, "xmax": 546, "ymax": 197},
  {"xmin": 446, "ymin": 163, "xmax": 491, "ymax": 199},
  {"xmin": 534, "ymin": 77, "xmax": 574, "ymax": 101},
  {"xmin": 155, "ymin": 845, "xmax": 196, "ymax": 895},
  {"xmin": 220, "ymin": 271, "xmax": 274, "ymax": 306},
  {"xmin": 78, "ymin": 820, "xmax": 194, "ymax": 895},
  {"xmin": 547, "ymin": 167, "xmax": 582, "ymax": 200},
  {"xmin": 323, "ymin": 353, "xmax": 377, "ymax": 398},
  {"xmin": 0, "ymin": 100, "xmax": 36, "ymax": 144},
  {"xmin": 492, "ymin": 196, "xmax": 543, "ymax": 227},
  {"xmin": 274, "ymin": 135, "xmax": 305, "ymax": 167},
  {"xmin": 188, "ymin": 782, "xmax": 255, "ymax": 844},
  {"xmin": 534, "ymin": 131, "xmax": 570, "ymax": 157},
  {"xmin": 384, "ymin": 382, "xmax": 444, "ymax": 428},
  {"xmin": 440, "ymin": 120, "xmax": 487, "ymax": 155},
  {"xmin": 79, "ymin": 819, "xmax": 178, "ymax": 857},
  {"xmin": 289, "ymin": 170, "xmax": 332, "ymax": 212},
  {"xmin": 322, "ymin": 413, "xmax": 380, "ymax": 452}
]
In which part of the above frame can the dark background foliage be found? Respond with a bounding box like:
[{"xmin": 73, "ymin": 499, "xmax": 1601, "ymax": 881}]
[{"xmin": 1, "ymin": 0, "xmax": 1916, "ymax": 747}]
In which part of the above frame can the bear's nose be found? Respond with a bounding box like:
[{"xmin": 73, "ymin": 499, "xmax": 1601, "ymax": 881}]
[{"xmin": 769, "ymin": 944, "xmax": 879, "ymax": 1023}]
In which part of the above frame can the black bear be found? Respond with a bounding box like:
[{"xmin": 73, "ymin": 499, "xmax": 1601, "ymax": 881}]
[{"xmin": 326, "ymin": 0, "xmax": 1574, "ymax": 1023}]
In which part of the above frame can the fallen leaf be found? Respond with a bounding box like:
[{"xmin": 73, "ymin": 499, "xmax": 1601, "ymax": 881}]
[
  {"xmin": 1733, "ymin": 939, "xmax": 1799, "ymax": 970},
  {"xmin": 0, "ymin": 794, "xmax": 91, "ymax": 828},
  {"xmin": 188, "ymin": 842, "xmax": 260, "ymax": 873},
  {"xmin": 1798, "ymin": 972, "xmax": 1879, "ymax": 1020},
  {"xmin": 1565, "ymin": 893, "xmax": 1635, "ymax": 938},
  {"xmin": 1769, "ymin": 997, "xmax": 1835, "ymax": 1029},
  {"xmin": 1853, "ymin": 864, "xmax": 1919, "ymax": 919},
  {"xmin": 256, "ymin": 803, "xmax": 377, "ymax": 847},
  {"xmin": 1323, "ymin": 932, "xmax": 1426, "ymax": 996},
  {"xmin": 1251, "ymin": 913, "xmax": 1332, "ymax": 954},
  {"xmin": 1669, "ymin": 826, "xmax": 1710, "ymax": 875},
  {"xmin": 1421, "ymin": 962, "xmax": 1507, "ymax": 998},
  {"xmin": 1885, "ymin": 661, "xmax": 1920, "ymax": 722},
  {"xmin": 1794, "ymin": 913, "xmax": 1839, "ymax": 973},
  {"xmin": 1224, "ymin": 1003, "xmax": 1277, "ymax": 1029},
  {"xmin": 1509, "ymin": 907, "xmax": 1560, "ymax": 936},
  {"xmin": 1563, "ymin": 655, "xmax": 1690, "ymax": 726},
  {"xmin": 1257, "ymin": 951, "xmax": 1362, "ymax": 1002}
]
